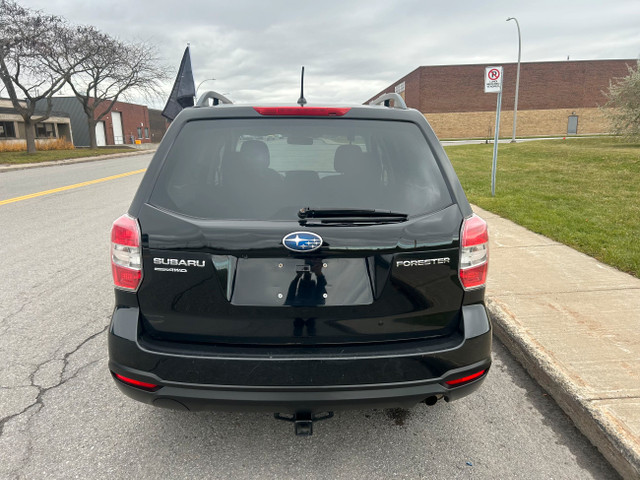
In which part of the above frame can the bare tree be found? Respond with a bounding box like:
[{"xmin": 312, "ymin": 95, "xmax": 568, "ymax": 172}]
[
  {"xmin": 0, "ymin": 1, "xmax": 76, "ymax": 153},
  {"xmin": 63, "ymin": 31, "xmax": 169, "ymax": 149},
  {"xmin": 603, "ymin": 60, "xmax": 640, "ymax": 140}
]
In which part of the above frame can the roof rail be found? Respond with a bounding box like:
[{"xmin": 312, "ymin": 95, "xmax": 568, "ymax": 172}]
[
  {"xmin": 369, "ymin": 92, "xmax": 407, "ymax": 109},
  {"xmin": 196, "ymin": 90, "xmax": 233, "ymax": 106}
]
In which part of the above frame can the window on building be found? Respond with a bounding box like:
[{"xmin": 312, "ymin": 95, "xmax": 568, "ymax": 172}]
[
  {"xmin": 0, "ymin": 121, "xmax": 17, "ymax": 138},
  {"xmin": 137, "ymin": 127, "xmax": 142, "ymax": 139},
  {"xmin": 144, "ymin": 127, "xmax": 149, "ymax": 139},
  {"xmin": 35, "ymin": 123, "xmax": 56, "ymax": 138}
]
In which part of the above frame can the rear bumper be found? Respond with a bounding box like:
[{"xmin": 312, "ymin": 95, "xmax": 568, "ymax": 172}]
[{"xmin": 108, "ymin": 304, "xmax": 492, "ymax": 413}]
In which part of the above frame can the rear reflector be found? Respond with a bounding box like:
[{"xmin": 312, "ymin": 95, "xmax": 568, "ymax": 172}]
[
  {"xmin": 111, "ymin": 214, "xmax": 142, "ymax": 291},
  {"xmin": 253, "ymin": 107, "xmax": 350, "ymax": 116},
  {"xmin": 445, "ymin": 369, "xmax": 487, "ymax": 386},
  {"xmin": 459, "ymin": 214, "xmax": 489, "ymax": 290},
  {"xmin": 113, "ymin": 373, "xmax": 159, "ymax": 391}
]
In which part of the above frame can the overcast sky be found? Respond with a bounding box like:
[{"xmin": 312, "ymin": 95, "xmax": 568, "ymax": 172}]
[{"xmin": 15, "ymin": 0, "xmax": 640, "ymax": 107}]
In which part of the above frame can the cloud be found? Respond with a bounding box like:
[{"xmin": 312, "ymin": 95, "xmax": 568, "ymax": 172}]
[{"xmin": 18, "ymin": 0, "xmax": 640, "ymax": 107}]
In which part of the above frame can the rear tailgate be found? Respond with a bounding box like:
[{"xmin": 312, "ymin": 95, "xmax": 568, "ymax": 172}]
[{"xmin": 135, "ymin": 113, "xmax": 467, "ymax": 346}]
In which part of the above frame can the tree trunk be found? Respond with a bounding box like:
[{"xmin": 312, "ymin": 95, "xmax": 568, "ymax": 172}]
[
  {"xmin": 24, "ymin": 120, "xmax": 37, "ymax": 154},
  {"xmin": 87, "ymin": 116, "xmax": 98, "ymax": 149}
]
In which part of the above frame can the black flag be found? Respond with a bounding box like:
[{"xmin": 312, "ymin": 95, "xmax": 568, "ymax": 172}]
[{"xmin": 162, "ymin": 46, "xmax": 196, "ymax": 121}]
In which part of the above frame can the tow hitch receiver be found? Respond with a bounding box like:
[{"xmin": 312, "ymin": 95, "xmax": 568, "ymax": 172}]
[{"xmin": 274, "ymin": 411, "xmax": 334, "ymax": 436}]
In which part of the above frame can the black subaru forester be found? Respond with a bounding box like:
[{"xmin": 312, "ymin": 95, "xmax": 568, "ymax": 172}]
[{"xmin": 108, "ymin": 92, "xmax": 491, "ymax": 434}]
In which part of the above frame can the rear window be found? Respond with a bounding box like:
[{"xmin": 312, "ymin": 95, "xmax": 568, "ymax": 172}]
[{"xmin": 149, "ymin": 118, "xmax": 452, "ymax": 220}]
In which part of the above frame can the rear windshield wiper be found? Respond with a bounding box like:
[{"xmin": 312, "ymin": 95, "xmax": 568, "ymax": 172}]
[{"xmin": 298, "ymin": 207, "xmax": 408, "ymax": 224}]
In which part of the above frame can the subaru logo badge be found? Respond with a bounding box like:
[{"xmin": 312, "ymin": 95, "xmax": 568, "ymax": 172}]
[{"xmin": 282, "ymin": 231, "xmax": 323, "ymax": 252}]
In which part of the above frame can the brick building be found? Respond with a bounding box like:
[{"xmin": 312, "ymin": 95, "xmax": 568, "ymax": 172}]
[
  {"xmin": 148, "ymin": 108, "xmax": 169, "ymax": 143},
  {"xmin": 44, "ymin": 97, "xmax": 152, "ymax": 147},
  {"xmin": 368, "ymin": 59, "xmax": 637, "ymax": 138},
  {"xmin": 94, "ymin": 99, "xmax": 151, "ymax": 146}
]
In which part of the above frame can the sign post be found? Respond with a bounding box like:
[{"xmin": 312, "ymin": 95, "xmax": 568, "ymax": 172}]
[{"xmin": 485, "ymin": 66, "xmax": 503, "ymax": 196}]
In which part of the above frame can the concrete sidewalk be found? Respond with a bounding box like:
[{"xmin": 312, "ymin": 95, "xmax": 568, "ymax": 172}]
[{"xmin": 477, "ymin": 205, "xmax": 640, "ymax": 479}]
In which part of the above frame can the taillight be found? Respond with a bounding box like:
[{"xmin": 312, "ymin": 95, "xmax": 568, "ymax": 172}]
[
  {"xmin": 444, "ymin": 369, "xmax": 487, "ymax": 387},
  {"xmin": 112, "ymin": 372, "xmax": 159, "ymax": 391},
  {"xmin": 253, "ymin": 107, "xmax": 350, "ymax": 116},
  {"xmin": 111, "ymin": 214, "xmax": 142, "ymax": 291},
  {"xmin": 459, "ymin": 214, "xmax": 488, "ymax": 290}
]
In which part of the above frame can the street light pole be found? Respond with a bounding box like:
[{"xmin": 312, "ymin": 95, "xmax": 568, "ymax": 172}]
[
  {"xmin": 196, "ymin": 78, "xmax": 216, "ymax": 97},
  {"xmin": 506, "ymin": 17, "xmax": 521, "ymax": 143}
]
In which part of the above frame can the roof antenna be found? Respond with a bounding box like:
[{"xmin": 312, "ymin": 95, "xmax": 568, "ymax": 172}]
[{"xmin": 297, "ymin": 66, "xmax": 307, "ymax": 106}]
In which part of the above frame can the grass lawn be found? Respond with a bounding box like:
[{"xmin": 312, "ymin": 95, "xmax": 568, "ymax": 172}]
[
  {"xmin": 0, "ymin": 147, "xmax": 136, "ymax": 165},
  {"xmin": 444, "ymin": 137, "xmax": 640, "ymax": 278}
]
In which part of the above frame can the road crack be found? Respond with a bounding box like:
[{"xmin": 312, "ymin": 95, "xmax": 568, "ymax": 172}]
[
  {"xmin": 0, "ymin": 301, "xmax": 29, "ymax": 334},
  {"xmin": 0, "ymin": 323, "xmax": 109, "ymax": 439}
]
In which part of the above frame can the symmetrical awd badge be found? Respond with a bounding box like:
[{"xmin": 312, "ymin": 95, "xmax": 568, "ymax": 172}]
[{"xmin": 282, "ymin": 232, "xmax": 323, "ymax": 252}]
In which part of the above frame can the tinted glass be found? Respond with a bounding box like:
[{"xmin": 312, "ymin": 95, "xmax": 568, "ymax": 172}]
[
  {"xmin": 0, "ymin": 121, "xmax": 16, "ymax": 138},
  {"xmin": 150, "ymin": 119, "xmax": 452, "ymax": 220}
]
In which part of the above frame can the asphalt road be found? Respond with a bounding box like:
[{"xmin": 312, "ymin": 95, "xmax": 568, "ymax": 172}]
[{"xmin": 0, "ymin": 155, "xmax": 618, "ymax": 479}]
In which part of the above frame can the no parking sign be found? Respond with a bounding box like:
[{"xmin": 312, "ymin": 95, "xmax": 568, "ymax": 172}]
[{"xmin": 485, "ymin": 66, "xmax": 503, "ymax": 93}]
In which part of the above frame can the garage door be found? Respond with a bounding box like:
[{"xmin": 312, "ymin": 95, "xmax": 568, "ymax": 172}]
[
  {"xmin": 95, "ymin": 121, "xmax": 106, "ymax": 147},
  {"xmin": 112, "ymin": 111, "xmax": 124, "ymax": 145}
]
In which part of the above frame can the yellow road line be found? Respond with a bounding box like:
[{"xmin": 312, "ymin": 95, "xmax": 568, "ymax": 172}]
[{"xmin": 0, "ymin": 168, "xmax": 147, "ymax": 206}]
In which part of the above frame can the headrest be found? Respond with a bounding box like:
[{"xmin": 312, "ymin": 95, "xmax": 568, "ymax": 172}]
[
  {"xmin": 333, "ymin": 144, "xmax": 363, "ymax": 173},
  {"xmin": 240, "ymin": 140, "xmax": 270, "ymax": 170}
]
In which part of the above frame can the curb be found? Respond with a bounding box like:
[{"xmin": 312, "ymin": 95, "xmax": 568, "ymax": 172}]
[
  {"xmin": 488, "ymin": 297, "xmax": 640, "ymax": 480},
  {"xmin": 0, "ymin": 148, "xmax": 156, "ymax": 173}
]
